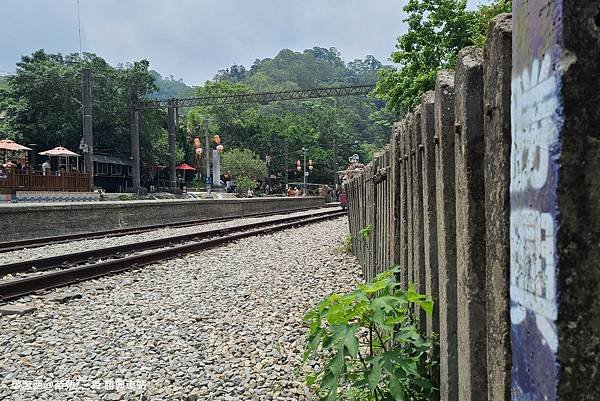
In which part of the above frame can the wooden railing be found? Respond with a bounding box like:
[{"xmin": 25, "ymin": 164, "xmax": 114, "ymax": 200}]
[{"xmin": 0, "ymin": 170, "xmax": 92, "ymax": 192}]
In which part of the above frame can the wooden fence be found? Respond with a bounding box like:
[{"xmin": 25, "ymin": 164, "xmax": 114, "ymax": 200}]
[{"xmin": 0, "ymin": 170, "xmax": 91, "ymax": 192}]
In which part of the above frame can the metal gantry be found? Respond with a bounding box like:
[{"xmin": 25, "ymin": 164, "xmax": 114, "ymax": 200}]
[
  {"xmin": 130, "ymin": 84, "xmax": 376, "ymax": 193},
  {"xmin": 133, "ymin": 84, "xmax": 375, "ymax": 111}
]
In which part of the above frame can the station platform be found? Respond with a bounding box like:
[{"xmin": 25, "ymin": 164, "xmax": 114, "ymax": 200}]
[{"xmin": 0, "ymin": 196, "xmax": 326, "ymax": 242}]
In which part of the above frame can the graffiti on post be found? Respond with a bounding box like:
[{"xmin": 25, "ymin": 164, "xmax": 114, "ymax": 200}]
[{"xmin": 510, "ymin": 1, "xmax": 563, "ymax": 399}]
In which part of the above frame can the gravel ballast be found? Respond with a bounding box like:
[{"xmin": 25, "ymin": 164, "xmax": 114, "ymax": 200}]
[{"xmin": 0, "ymin": 217, "xmax": 361, "ymax": 400}]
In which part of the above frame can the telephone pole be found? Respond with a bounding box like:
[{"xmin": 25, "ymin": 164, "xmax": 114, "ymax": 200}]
[{"xmin": 81, "ymin": 68, "xmax": 93, "ymax": 190}]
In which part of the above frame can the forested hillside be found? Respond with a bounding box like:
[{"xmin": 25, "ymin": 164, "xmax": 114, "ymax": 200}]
[
  {"xmin": 187, "ymin": 47, "xmax": 392, "ymax": 184},
  {"xmin": 0, "ymin": 47, "xmax": 392, "ymax": 185}
]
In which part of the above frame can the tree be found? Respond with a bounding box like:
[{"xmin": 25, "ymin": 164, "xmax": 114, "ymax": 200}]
[
  {"xmin": 222, "ymin": 148, "xmax": 267, "ymax": 194},
  {"xmin": 375, "ymin": 0, "xmax": 511, "ymax": 115},
  {"xmin": 0, "ymin": 50, "xmax": 164, "ymax": 161}
]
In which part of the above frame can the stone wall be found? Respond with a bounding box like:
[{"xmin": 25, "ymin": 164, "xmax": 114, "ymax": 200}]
[{"xmin": 0, "ymin": 197, "xmax": 326, "ymax": 242}]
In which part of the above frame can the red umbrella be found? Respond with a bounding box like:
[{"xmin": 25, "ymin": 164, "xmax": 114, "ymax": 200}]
[{"xmin": 176, "ymin": 163, "xmax": 196, "ymax": 171}]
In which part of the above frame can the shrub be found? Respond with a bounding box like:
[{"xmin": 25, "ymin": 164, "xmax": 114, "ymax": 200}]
[{"xmin": 303, "ymin": 267, "xmax": 435, "ymax": 400}]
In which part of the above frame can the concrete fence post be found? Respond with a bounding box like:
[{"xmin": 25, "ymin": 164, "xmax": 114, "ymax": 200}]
[
  {"xmin": 421, "ymin": 91, "xmax": 438, "ymax": 338},
  {"xmin": 402, "ymin": 115, "xmax": 414, "ymax": 287},
  {"xmin": 411, "ymin": 105, "xmax": 426, "ymax": 332},
  {"xmin": 453, "ymin": 46, "xmax": 487, "ymax": 401},
  {"xmin": 434, "ymin": 70, "xmax": 458, "ymax": 401},
  {"xmin": 510, "ymin": 1, "xmax": 600, "ymax": 400},
  {"xmin": 391, "ymin": 123, "xmax": 402, "ymax": 272},
  {"xmin": 421, "ymin": 90, "xmax": 439, "ymax": 399},
  {"xmin": 483, "ymin": 13, "xmax": 512, "ymax": 401}
]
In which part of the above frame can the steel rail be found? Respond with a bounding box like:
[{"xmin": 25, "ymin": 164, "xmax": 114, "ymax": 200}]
[
  {"xmin": 0, "ymin": 210, "xmax": 346, "ymax": 301},
  {"xmin": 0, "ymin": 205, "xmax": 335, "ymax": 253},
  {"xmin": 0, "ymin": 208, "xmax": 340, "ymax": 276}
]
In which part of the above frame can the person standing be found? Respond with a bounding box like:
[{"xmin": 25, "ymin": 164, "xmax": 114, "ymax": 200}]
[{"xmin": 42, "ymin": 159, "xmax": 51, "ymax": 175}]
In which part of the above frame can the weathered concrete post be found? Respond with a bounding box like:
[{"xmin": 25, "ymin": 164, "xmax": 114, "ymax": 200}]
[
  {"xmin": 483, "ymin": 13, "xmax": 512, "ymax": 401},
  {"xmin": 398, "ymin": 121, "xmax": 409, "ymax": 287},
  {"xmin": 421, "ymin": 90, "xmax": 439, "ymax": 399},
  {"xmin": 434, "ymin": 70, "xmax": 458, "ymax": 401},
  {"xmin": 510, "ymin": 1, "xmax": 600, "ymax": 400},
  {"xmin": 453, "ymin": 47, "xmax": 487, "ymax": 401},
  {"xmin": 391, "ymin": 123, "xmax": 402, "ymax": 268},
  {"xmin": 411, "ymin": 105, "xmax": 426, "ymax": 331},
  {"xmin": 420, "ymin": 90, "xmax": 438, "ymax": 338},
  {"xmin": 403, "ymin": 114, "xmax": 414, "ymax": 286}
]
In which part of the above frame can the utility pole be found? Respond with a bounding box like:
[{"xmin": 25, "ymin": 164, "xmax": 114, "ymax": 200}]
[
  {"xmin": 302, "ymin": 147, "xmax": 307, "ymax": 196},
  {"xmin": 167, "ymin": 99, "xmax": 177, "ymax": 191},
  {"xmin": 204, "ymin": 120, "xmax": 212, "ymax": 198},
  {"xmin": 81, "ymin": 68, "xmax": 93, "ymax": 190},
  {"xmin": 130, "ymin": 84, "xmax": 141, "ymax": 193}
]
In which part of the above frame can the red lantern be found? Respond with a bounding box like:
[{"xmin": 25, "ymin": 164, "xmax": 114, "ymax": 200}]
[
  {"xmin": 214, "ymin": 135, "xmax": 221, "ymax": 144},
  {"xmin": 194, "ymin": 138, "xmax": 201, "ymax": 148}
]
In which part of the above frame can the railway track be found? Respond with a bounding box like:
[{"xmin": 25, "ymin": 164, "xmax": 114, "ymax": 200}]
[
  {"xmin": 0, "ymin": 209, "xmax": 346, "ymax": 302},
  {"xmin": 0, "ymin": 205, "xmax": 336, "ymax": 253}
]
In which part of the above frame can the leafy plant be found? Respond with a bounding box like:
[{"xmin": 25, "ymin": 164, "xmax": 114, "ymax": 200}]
[
  {"xmin": 358, "ymin": 224, "xmax": 373, "ymax": 240},
  {"xmin": 303, "ymin": 267, "xmax": 435, "ymax": 401},
  {"xmin": 343, "ymin": 235, "xmax": 353, "ymax": 254}
]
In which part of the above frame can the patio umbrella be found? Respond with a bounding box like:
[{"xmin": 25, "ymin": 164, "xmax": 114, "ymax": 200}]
[
  {"xmin": 175, "ymin": 163, "xmax": 196, "ymax": 170},
  {"xmin": 0, "ymin": 140, "xmax": 32, "ymax": 164},
  {"xmin": 0, "ymin": 140, "xmax": 32, "ymax": 151},
  {"xmin": 39, "ymin": 146, "xmax": 79, "ymax": 157},
  {"xmin": 39, "ymin": 146, "xmax": 80, "ymax": 172}
]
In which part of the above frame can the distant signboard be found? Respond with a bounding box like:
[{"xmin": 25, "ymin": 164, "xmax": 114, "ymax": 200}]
[{"xmin": 205, "ymin": 176, "xmax": 213, "ymax": 185}]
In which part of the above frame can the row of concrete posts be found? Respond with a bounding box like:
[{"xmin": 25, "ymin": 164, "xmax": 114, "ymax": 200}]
[{"xmin": 345, "ymin": 4, "xmax": 599, "ymax": 401}]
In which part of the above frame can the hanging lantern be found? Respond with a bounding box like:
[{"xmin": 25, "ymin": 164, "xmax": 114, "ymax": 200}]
[
  {"xmin": 296, "ymin": 166, "xmax": 302, "ymax": 172},
  {"xmin": 194, "ymin": 138, "xmax": 201, "ymax": 149},
  {"xmin": 214, "ymin": 135, "xmax": 221, "ymax": 144},
  {"xmin": 195, "ymin": 148, "xmax": 203, "ymax": 155},
  {"xmin": 216, "ymin": 144, "xmax": 224, "ymax": 152}
]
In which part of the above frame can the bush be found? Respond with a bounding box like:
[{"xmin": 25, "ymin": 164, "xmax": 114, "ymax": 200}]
[{"xmin": 303, "ymin": 267, "xmax": 435, "ymax": 400}]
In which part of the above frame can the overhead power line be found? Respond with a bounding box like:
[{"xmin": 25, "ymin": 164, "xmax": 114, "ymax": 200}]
[{"xmin": 134, "ymin": 84, "xmax": 376, "ymax": 110}]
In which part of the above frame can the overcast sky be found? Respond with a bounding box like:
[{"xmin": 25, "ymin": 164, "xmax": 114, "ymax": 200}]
[{"xmin": 1, "ymin": 0, "xmax": 486, "ymax": 85}]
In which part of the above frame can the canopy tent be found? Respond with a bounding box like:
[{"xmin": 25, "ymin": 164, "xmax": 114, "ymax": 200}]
[
  {"xmin": 175, "ymin": 163, "xmax": 196, "ymax": 171},
  {"xmin": 39, "ymin": 146, "xmax": 80, "ymax": 172}
]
